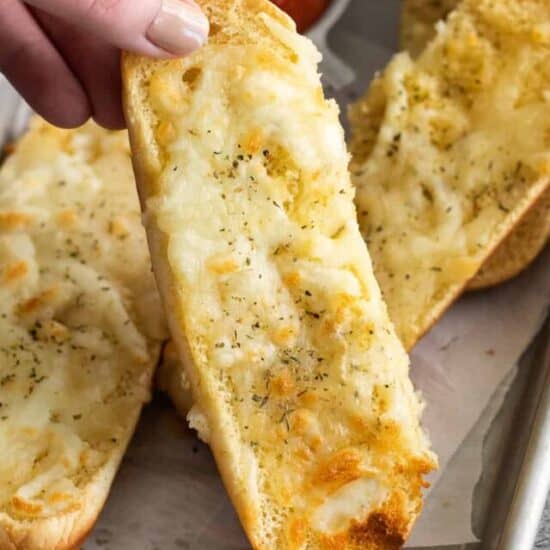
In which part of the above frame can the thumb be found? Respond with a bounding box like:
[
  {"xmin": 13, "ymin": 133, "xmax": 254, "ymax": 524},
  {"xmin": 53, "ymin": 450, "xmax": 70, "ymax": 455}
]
[{"xmin": 23, "ymin": 0, "xmax": 209, "ymax": 57}]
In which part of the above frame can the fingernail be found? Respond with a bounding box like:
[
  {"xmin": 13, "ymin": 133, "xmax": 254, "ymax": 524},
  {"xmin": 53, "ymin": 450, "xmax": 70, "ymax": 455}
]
[{"xmin": 147, "ymin": 0, "xmax": 209, "ymax": 56}]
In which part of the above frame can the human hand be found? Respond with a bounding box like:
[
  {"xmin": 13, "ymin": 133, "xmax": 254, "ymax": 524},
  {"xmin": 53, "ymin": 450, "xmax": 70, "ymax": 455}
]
[{"xmin": 0, "ymin": 0, "xmax": 209, "ymax": 129}]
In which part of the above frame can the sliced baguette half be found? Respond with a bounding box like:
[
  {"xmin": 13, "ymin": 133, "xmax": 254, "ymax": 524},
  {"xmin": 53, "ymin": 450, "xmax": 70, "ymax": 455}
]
[
  {"xmin": 350, "ymin": 0, "xmax": 550, "ymax": 350},
  {"xmin": 399, "ymin": 0, "xmax": 550, "ymax": 293},
  {"xmin": 0, "ymin": 119, "xmax": 166, "ymax": 549},
  {"xmin": 122, "ymin": 0, "xmax": 436, "ymax": 547}
]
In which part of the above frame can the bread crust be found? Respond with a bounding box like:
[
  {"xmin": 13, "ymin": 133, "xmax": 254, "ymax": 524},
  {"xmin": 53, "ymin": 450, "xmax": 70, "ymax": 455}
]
[
  {"xmin": 468, "ymin": 189, "xmax": 549, "ymax": 290},
  {"xmin": 122, "ymin": 50, "xmax": 269, "ymax": 547},
  {"xmin": 0, "ymin": 431, "xmax": 135, "ymax": 550}
]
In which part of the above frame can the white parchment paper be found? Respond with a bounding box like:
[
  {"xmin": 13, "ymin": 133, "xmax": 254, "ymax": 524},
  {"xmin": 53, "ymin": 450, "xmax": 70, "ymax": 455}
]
[{"xmin": 408, "ymin": 248, "xmax": 550, "ymax": 546}]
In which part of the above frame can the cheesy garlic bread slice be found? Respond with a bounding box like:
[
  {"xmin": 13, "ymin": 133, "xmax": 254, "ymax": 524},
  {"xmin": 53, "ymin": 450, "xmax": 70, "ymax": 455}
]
[
  {"xmin": 350, "ymin": 0, "xmax": 550, "ymax": 350},
  {"xmin": 0, "ymin": 119, "xmax": 166, "ymax": 549},
  {"xmin": 399, "ymin": 0, "xmax": 550, "ymax": 293},
  {"xmin": 122, "ymin": 0, "xmax": 436, "ymax": 547}
]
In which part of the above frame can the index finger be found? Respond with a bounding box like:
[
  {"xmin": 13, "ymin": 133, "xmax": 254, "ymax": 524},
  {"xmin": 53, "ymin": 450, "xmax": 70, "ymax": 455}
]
[{"xmin": 23, "ymin": 0, "xmax": 209, "ymax": 57}]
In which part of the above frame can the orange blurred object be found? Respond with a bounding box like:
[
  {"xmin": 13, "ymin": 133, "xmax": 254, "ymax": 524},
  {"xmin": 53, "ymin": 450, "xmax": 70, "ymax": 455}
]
[{"xmin": 271, "ymin": 0, "xmax": 331, "ymax": 33}]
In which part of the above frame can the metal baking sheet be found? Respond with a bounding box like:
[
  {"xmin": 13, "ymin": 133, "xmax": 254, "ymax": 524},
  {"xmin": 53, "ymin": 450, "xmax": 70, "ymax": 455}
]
[{"xmin": 1, "ymin": 0, "xmax": 549, "ymax": 548}]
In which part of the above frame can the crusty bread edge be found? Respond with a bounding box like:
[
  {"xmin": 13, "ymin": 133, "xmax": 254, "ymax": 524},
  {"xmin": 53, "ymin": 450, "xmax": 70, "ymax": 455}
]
[
  {"xmin": 467, "ymin": 190, "xmax": 550, "ymax": 291},
  {"xmin": 405, "ymin": 177, "xmax": 549, "ymax": 350},
  {"xmin": 0, "ymin": 369, "xmax": 156, "ymax": 550},
  {"xmin": 121, "ymin": 52, "xmax": 267, "ymax": 546},
  {"xmin": 0, "ymin": 460, "xmax": 115, "ymax": 550}
]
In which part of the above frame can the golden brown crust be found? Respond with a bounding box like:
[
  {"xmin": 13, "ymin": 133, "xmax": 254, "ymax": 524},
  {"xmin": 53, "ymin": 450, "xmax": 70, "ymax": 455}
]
[
  {"xmin": 405, "ymin": 183, "xmax": 548, "ymax": 350},
  {"xmin": 399, "ymin": 0, "xmax": 459, "ymax": 57},
  {"xmin": 0, "ymin": 454, "xmax": 117, "ymax": 550},
  {"xmin": 468, "ymin": 189, "xmax": 550, "ymax": 290}
]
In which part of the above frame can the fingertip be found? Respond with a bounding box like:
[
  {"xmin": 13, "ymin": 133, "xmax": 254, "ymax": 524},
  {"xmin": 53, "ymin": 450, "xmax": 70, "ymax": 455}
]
[
  {"xmin": 93, "ymin": 110, "xmax": 126, "ymax": 131},
  {"xmin": 44, "ymin": 103, "xmax": 91, "ymax": 129},
  {"xmin": 131, "ymin": 37, "xmax": 179, "ymax": 59},
  {"xmin": 39, "ymin": 80, "xmax": 92, "ymax": 129},
  {"xmin": 145, "ymin": 0, "xmax": 209, "ymax": 57}
]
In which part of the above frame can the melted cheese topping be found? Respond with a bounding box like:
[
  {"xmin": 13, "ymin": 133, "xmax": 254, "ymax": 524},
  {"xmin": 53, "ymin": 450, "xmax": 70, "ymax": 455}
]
[
  {"xmin": 311, "ymin": 478, "xmax": 389, "ymax": 534},
  {"xmin": 400, "ymin": 0, "xmax": 550, "ymax": 293},
  {"xmin": 138, "ymin": 10, "xmax": 435, "ymax": 546},
  {"xmin": 0, "ymin": 120, "xmax": 166, "ymax": 519},
  {"xmin": 350, "ymin": 0, "xmax": 550, "ymax": 350}
]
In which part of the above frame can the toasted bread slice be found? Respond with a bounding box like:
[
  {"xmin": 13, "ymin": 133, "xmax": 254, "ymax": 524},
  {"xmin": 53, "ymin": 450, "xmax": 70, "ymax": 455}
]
[
  {"xmin": 122, "ymin": 0, "xmax": 436, "ymax": 547},
  {"xmin": 349, "ymin": 0, "xmax": 550, "ymax": 350},
  {"xmin": 399, "ymin": 0, "xmax": 550, "ymax": 292},
  {"xmin": 0, "ymin": 119, "xmax": 166, "ymax": 549}
]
